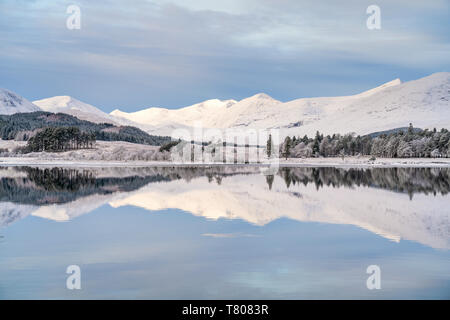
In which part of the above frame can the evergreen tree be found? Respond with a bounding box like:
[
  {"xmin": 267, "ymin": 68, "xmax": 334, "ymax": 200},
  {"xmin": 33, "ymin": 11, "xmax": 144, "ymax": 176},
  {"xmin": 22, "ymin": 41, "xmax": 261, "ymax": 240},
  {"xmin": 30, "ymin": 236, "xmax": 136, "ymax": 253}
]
[
  {"xmin": 24, "ymin": 126, "xmax": 95, "ymax": 153},
  {"xmin": 283, "ymin": 136, "xmax": 291, "ymax": 159},
  {"xmin": 312, "ymin": 131, "xmax": 321, "ymax": 155},
  {"xmin": 266, "ymin": 134, "xmax": 272, "ymax": 158},
  {"xmin": 280, "ymin": 125, "xmax": 449, "ymax": 159}
]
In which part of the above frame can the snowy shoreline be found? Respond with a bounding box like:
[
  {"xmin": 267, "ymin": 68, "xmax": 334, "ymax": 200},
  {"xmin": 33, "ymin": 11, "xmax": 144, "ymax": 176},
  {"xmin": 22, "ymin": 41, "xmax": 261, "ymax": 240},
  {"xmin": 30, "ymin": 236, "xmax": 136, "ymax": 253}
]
[{"xmin": 1, "ymin": 156, "xmax": 450, "ymax": 168}]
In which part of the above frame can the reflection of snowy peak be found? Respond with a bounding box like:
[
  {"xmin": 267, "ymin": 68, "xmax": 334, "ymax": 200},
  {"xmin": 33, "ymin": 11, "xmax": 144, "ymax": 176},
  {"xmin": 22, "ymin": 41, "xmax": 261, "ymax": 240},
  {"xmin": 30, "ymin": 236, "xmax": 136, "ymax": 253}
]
[
  {"xmin": 1, "ymin": 171, "xmax": 448, "ymax": 249},
  {"xmin": 0, "ymin": 202, "xmax": 36, "ymax": 227},
  {"xmin": 103, "ymin": 174, "xmax": 447, "ymax": 250},
  {"xmin": 110, "ymin": 72, "xmax": 450, "ymax": 137},
  {"xmin": 0, "ymin": 88, "xmax": 41, "ymax": 115},
  {"xmin": 104, "ymin": 174, "xmax": 449, "ymax": 250}
]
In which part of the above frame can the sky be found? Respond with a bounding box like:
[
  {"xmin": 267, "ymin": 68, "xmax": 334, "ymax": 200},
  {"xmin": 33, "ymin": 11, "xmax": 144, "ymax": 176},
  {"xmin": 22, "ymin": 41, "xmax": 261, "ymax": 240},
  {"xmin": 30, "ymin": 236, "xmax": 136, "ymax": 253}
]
[{"xmin": 0, "ymin": 0, "xmax": 449, "ymax": 112}]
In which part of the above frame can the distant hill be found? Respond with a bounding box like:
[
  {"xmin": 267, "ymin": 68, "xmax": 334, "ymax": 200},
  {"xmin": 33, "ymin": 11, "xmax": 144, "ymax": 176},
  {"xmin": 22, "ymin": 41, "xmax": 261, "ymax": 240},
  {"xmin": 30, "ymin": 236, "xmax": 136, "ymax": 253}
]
[
  {"xmin": 0, "ymin": 88, "xmax": 41, "ymax": 115},
  {"xmin": 0, "ymin": 111, "xmax": 171, "ymax": 146},
  {"xmin": 34, "ymin": 95, "xmax": 125, "ymax": 125}
]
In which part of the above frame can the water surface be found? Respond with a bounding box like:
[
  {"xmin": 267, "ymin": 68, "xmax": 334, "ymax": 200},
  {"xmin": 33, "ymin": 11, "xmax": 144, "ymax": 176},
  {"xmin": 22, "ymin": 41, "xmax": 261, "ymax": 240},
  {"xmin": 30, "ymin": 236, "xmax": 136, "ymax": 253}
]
[{"xmin": 0, "ymin": 166, "xmax": 449, "ymax": 299}]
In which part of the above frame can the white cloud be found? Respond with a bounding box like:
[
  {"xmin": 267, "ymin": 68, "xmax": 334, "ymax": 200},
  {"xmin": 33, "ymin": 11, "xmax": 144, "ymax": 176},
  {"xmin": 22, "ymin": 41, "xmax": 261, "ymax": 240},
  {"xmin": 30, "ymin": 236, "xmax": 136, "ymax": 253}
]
[{"xmin": 0, "ymin": 0, "xmax": 448, "ymax": 108}]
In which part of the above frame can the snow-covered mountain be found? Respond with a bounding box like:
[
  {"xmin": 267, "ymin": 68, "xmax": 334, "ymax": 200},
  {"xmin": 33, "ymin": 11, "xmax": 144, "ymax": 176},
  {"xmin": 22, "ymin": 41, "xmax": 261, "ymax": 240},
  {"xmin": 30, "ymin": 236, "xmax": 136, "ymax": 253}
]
[
  {"xmin": 4, "ymin": 72, "xmax": 449, "ymax": 139},
  {"xmin": 280, "ymin": 72, "xmax": 450, "ymax": 137},
  {"xmin": 0, "ymin": 88, "xmax": 41, "ymax": 115},
  {"xmin": 110, "ymin": 72, "xmax": 450, "ymax": 138},
  {"xmin": 111, "ymin": 98, "xmax": 238, "ymax": 129},
  {"xmin": 33, "ymin": 96, "xmax": 121, "ymax": 125}
]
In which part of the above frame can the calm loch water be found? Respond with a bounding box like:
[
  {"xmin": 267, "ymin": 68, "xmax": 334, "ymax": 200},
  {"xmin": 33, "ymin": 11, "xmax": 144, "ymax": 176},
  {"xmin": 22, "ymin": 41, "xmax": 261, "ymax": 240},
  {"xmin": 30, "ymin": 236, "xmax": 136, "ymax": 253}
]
[{"xmin": 0, "ymin": 166, "xmax": 449, "ymax": 299}]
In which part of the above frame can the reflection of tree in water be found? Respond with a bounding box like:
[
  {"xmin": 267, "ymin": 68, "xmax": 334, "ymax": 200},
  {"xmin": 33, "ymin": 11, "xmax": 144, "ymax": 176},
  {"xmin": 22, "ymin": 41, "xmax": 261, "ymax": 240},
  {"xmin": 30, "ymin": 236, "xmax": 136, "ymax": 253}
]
[
  {"xmin": 0, "ymin": 166, "xmax": 260, "ymax": 206},
  {"xmin": 0, "ymin": 166, "xmax": 448, "ymax": 206},
  {"xmin": 276, "ymin": 167, "xmax": 450, "ymax": 199},
  {"xmin": 0, "ymin": 167, "xmax": 170, "ymax": 205},
  {"xmin": 266, "ymin": 175, "xmax": 274, "ymax": 190},
  {"xmin": 25, "ymin": 167, "xmax": 96, "ymax": 192}
]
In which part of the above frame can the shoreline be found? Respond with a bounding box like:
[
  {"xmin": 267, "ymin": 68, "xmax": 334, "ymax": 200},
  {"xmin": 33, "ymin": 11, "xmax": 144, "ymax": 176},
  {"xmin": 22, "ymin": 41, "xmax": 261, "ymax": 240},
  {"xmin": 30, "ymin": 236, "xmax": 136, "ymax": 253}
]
[{"xmin": 1, "ymin": 157, "xmax": 450, "ymax": 168}]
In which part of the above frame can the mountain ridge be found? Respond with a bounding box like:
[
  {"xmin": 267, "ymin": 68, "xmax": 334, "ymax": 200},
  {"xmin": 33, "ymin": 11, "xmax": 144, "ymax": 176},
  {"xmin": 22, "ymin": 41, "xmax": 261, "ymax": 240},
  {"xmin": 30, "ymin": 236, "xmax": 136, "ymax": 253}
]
[
  {"xmin": 3, "ymin": 72, "xmax": 449, "ymax": 139},
  {"xmin": 110, "ymin": 72, "xmax": 450, "ymax": 137}
]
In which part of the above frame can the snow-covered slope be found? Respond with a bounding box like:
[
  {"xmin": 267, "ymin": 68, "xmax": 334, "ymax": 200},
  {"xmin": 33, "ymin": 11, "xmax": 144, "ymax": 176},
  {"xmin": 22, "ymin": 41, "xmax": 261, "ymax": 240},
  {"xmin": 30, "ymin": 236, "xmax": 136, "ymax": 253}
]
[
  {"xmin": 110, "ymin": 95, "xmax": 280, "ymax": 130},
  {"xmin": 33, "ymin": 96, "xmax": 120, "ymax": 124},
  {"xmin": 110, "ymin": 72, "xmax": 450, "ymax": 138},
  {"xmin": 111, "ymin": 98, "xmax": 238, "ymax": 128},
  {"xmin": 282, "ymin": 72, "xmax": 450, "ymax": 137},
  {"xmin": 0, "ymin": 88, "xmax": 41, "ymax": 115}
]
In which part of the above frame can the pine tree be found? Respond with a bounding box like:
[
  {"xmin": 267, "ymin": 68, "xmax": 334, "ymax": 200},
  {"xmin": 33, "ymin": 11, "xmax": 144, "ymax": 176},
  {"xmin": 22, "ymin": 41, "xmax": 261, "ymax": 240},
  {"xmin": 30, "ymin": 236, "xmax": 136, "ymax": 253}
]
[
  {"xmin": 283, "ymin": 136, "xmax": 291, "ymax": 159},
  {"xmin": 312, "ymin": 131, "xmax": 321, "ymax": 155},
  {"xmin": 408, "ymin": 123, "xmax": 414, "ymax": 135},
  {"xmin": 266, "ymin": 134, "xmax": 272, "ymax": 158}
]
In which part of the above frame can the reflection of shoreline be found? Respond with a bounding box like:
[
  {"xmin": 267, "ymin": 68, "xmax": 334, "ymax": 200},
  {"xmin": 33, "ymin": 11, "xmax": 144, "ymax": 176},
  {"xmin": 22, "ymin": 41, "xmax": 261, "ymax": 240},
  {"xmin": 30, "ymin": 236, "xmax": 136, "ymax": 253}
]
[
  {"xmin": 1, "ymin": 156, "xmax": 450, "ymax": 168},
  {"xmin": 0, "ymin": 166, "xmax": 449, "ymax": 249},
  {"xmin": 1, "ymin": 166, "xmax": 449, "ymax": 206}
]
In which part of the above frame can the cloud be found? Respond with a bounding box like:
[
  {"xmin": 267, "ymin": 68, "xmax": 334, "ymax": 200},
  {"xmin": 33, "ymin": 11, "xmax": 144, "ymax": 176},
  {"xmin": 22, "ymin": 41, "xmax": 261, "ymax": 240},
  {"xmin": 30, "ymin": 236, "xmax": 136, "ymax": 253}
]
[{"xmin": 0, "ymin": 0, "xmax": 448, "ymax": 110}]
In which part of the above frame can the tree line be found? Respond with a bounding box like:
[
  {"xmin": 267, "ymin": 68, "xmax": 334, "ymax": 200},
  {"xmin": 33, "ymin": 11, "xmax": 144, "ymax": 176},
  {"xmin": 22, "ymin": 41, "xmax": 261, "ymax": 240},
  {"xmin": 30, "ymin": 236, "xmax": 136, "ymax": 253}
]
[
  {"xmin": 0, "ymin": 111, "xmax": 171, "ymax": 146},
  {"xmin": 22, "ymin": 127, "xmax": 96, "ymax": 153},
  {"xmin": 280, "ymin": 124, "xmax": 450, "ymax": 158}
]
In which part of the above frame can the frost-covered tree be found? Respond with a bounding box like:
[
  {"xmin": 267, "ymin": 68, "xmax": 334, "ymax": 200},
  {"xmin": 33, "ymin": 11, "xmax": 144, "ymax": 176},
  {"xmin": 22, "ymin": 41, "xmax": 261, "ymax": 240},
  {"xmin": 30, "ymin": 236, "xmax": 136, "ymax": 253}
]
[{"xmin": 282, "ymin": 125, "xmax": 449, "ymax": 159}]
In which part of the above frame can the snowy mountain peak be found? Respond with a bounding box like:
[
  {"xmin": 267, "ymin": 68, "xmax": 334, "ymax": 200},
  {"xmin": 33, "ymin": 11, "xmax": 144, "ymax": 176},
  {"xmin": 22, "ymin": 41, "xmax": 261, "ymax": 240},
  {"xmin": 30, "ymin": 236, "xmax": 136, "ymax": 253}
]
[
  {"xmin": 357, "ymin": 78, "xmax": 402, "ymax": 97},
  {"xmin": 48, "ymin": 95, "xmax": 72, "ymax": 106},
  {"xmin": 110, "ymin": 109, "xmax": 125, "ymax": 116},
  {"xmin": 0, "ymin": 88, "xmax": 41, "ymax": 115},
  {"xmin": 186, "ymin": 98, "xmax": 237, "ymax": 110},
  {"xmin": 33, "ymin": 96, "xmax": 119, "ymax": 124},
  {"xmin": 34, "ymin": 96, "xmax": 94, "ymax": 113},
  {"xmin": 246, "ymin": 93, "xmax": 277, "ymax": 101}
]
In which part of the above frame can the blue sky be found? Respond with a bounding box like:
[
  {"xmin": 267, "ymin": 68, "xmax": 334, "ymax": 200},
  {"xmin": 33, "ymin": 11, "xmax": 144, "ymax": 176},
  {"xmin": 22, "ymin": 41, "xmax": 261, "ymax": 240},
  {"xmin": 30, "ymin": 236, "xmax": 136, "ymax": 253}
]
[{"xmin": 0, "ymin": 0, "xmax": 449, "ymax": 112}]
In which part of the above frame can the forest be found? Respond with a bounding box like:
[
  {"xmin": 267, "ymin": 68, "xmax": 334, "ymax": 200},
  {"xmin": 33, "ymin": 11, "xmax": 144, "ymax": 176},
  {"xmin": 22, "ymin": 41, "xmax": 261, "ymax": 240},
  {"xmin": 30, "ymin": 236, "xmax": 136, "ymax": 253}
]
[
  {"xmin": 0, "ymin": 111, "xmax": 171, "ymax": 146},
  {"xmin": 22, "ymin": 127, "xmax": 96, "ymax": 153},
  {"xmin": 280, "ymin": 124, "xmax": 450, "ymax": 158}
]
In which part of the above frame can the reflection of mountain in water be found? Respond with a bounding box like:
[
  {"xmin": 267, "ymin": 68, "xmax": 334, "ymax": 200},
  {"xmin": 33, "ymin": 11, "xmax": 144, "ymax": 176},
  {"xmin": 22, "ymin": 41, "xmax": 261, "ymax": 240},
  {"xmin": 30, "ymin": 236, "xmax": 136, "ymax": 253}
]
[
  {"xmin": 0, "ymin": 166, "xmax": 261, "ymax": 226},
  {"xmin": 0, "ymin": 166, "xmax": 449, "ymax": 249}
]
